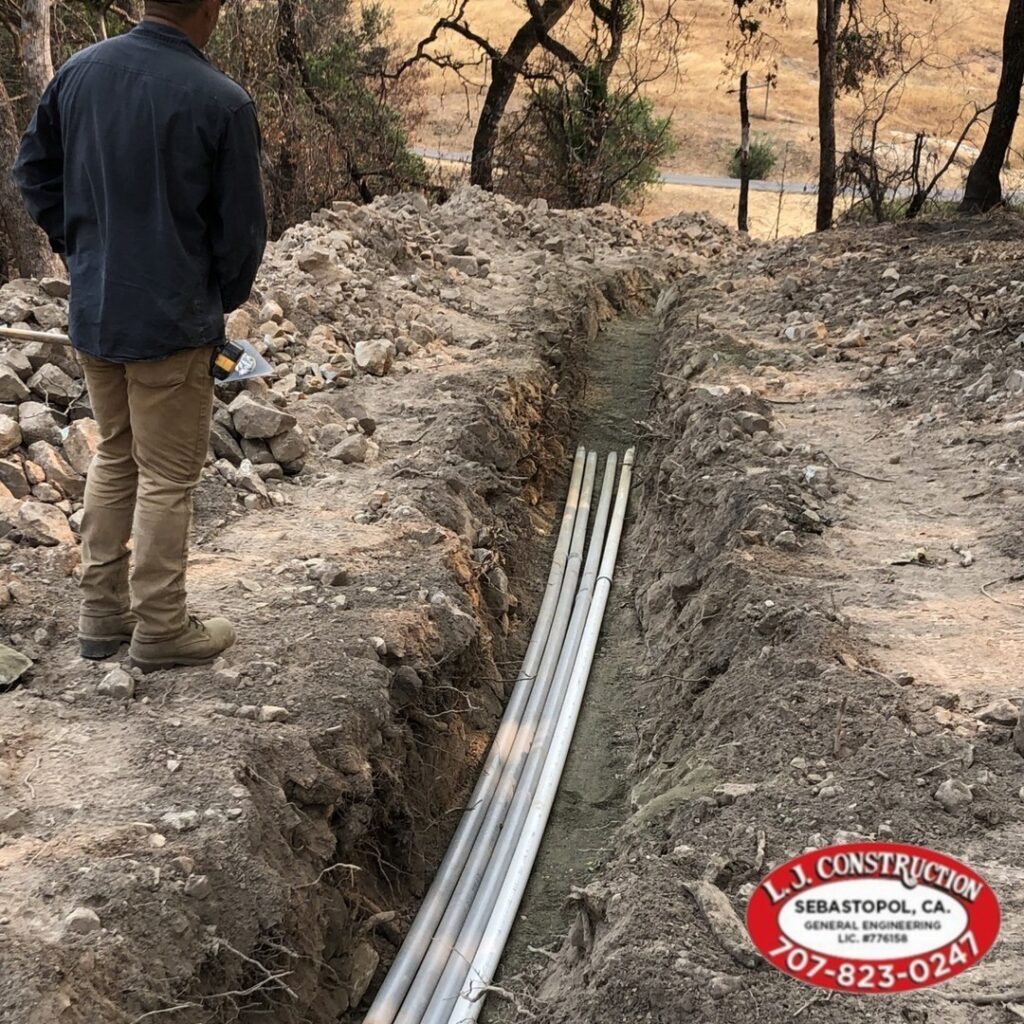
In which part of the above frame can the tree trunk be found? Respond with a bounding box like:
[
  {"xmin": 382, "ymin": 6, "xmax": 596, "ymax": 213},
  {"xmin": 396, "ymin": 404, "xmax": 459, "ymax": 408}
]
[
  {"xmin": 0, "ymin": 78, "xmax": 59, "ymax": 279},
  {"xmin": 276, "ymin": 0, "xmax": 373, "ymax": 204},
  {"xmin": 816, "ymin": 0, "xmax": 839, "ymax": 231},
  {"xmin": 960, "ymin": 0, "xmax": 1024, "ymax": 213},
  {"xmin": 738, "ymin": 71, "xmax": 751, "ymax": 233},
  {"xmin": 20, "ymin": 0, "xmax": 55, "ymax": 101},
  {"xmin": 470, "ymin": 0, "xmax": 574, "ymax": 190}
]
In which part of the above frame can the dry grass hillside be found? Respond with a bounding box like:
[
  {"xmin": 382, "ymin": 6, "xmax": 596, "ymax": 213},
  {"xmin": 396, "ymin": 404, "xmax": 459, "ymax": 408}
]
[{"xmin": 390, "ymin": 0, "xmax": 1019, "ymax": 232}]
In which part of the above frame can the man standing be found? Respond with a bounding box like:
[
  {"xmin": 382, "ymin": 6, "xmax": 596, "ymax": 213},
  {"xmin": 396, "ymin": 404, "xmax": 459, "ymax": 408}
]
[{"xmin": 14, "ymin": 0, "xmax": 267, "ymax": 671}]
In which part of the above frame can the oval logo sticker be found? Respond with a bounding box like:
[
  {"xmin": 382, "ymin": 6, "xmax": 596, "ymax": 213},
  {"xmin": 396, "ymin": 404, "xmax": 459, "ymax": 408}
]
[{"xmin": 747, "ymin": 842, "xmax": 1000, "ymax": 993}]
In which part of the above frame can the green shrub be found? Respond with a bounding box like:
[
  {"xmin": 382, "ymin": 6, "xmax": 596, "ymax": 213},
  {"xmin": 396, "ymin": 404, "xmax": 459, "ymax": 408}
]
[
  {"xmin": 728, "ymin": 135, "xmax": 777, "ymax": 180},
  {"xmin": 498, "ymin": 68, "xmax": 677, "ymax": 209}
]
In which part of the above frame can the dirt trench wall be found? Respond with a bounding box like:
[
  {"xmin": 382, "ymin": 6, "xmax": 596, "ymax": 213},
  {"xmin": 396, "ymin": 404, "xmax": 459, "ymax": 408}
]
[{"xmin": 532, "ymin": 272, "xmax": 1022, "ymax": 1024}]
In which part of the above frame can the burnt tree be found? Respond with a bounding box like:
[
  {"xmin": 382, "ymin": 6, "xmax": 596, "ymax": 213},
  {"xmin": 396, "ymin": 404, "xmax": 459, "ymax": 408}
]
[
  {"xmin": 816, "ymin": 0, "xmax": 840, "ymax": 230},
  {"xmin": 473, "ymin": 0, "xmax": 574, "ymax": 189},
  {"xmin": 960, "ymin": 0, "xmax": 1024, "ymax": 212},
  {"xmin": 402, "ymin": 0, "xmax": 681, "ymax": 194},
  {"xmin": 738, "ymin": 70, "xmax": 751, "ymax": 231}
]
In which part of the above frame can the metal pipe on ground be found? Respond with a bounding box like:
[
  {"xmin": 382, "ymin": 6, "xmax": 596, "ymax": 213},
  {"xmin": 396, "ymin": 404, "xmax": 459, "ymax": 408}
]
[
  {"xmin": 0, "ymin": 326, "xmax": 72, "ymax": 346},
  {"xmin": 420, "ymin": 451, "xmax": 622, "ymax": 1024},
  {"xmin": 363, "ymin": 447, "xmax": 589, "ymax": 1024},
  {"xmin": 446, "ymin": 448, "xmax": 636, "ymax": 1024},
  {"xmin": 391, "ymin": 451, "xmax": 600, "ymax": 1024}
]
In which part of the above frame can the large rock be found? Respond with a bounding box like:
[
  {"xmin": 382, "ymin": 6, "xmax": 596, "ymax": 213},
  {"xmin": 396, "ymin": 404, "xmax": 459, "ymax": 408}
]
[
  {"xmin": 64, "ymin": 907, "xmax": 101, "ymax": 935},
  {"xmin": 0, "ymin": 458, "xmax": 30, "ymax": 498},
  {"xmin": 295, "ymin": 248, "xmax": 351, "ymax": 286},
  {"xmin": 240, "ymin": 438, "xmax": 275, "ymax": 465},
  {"xmin": 0, "ymin": 348, "xmax": 33, "ymax": 381},
  {"xmin": 28, "ymin": 363, "xmax": 80, "ymax": 404},
  {"xmin": 228, "ymin": 393, "xmax": 297, "ymax": 440},
  {"xmin": 15, "ymin": 500, "xmax": 75, "ymax": 546},
  {"xmin": 268, "ymin": 427, "xmax": 309, "ymax": 464},
  {"xmin": 0, "ymin": 365, "xmax": 30, "ymax": 403},
  {"xmin": 977, "ymin": 699, "xmax": 1020, "ymax": 726},
  {"xmin": 0, "ymin": 644, "xmax": 32, "ymax": 686},
  {"xmin": 446, "ymin": 254, "xmax": 480, "ymax": 277},
  {"xmin": 30, "ymin": 303, "xmax": 67, "ymax": 331},
  {"xmin": 21, "ymin": 340, "xmax": 78, "ymax": 376},
  {"xmin": 0, "ymin": 414, "xmax": 20, "ymax": 456},
  {"xmin": 97, "ymin": 667, "xmax": 135, "ymax": 699},
  {"xmin": 734, "ymin": 409, "xmax": 771, "ymax": 435},
  {"xmin": 209, "ymin": 422, "xmax": 244, "ymax": 464},
  {"xmin": 26, "ymin": 441, "xmax": 84, "ymax": 498},
  {"xmin": 0, "ymin": 295, "xmax": 32, "ymax": 323},
  {"xmin": 934, "ymin": 778, "xmax": 972, "ymax": 812},
  {"xmin": 328, "ymin": 434, "xmax": 370, "ymax": 464},
  {"xmin": 62, "ymin": 418, "xmax": 100, "ymax": 476},
  {"xmin": 346, "ymin": 942, "xmax": 380, "ymax": 1007},
  {"xmin": 312, "ymin": 393, "xmax": 377, "ymax": 435},
  {"xmin": 40, "ymin": 277, "xmax": 70, "ymax": 299},
  {"xmin": 259, "ymin": 300, "xmax": 284, "ymax": 323},
  {"xmin": 353, "ymin": 339, "xmax": 394, "ymax": 377},
  {"xmin": 225, "ymin": 309, "xmax": 254, "ymax": 341},
  {"xmin": 297, "ymin": 247, "xmax": 332, "ymax": 273},
  {"xmin": 18, "ymin": 402, "xmax": 63, "ymax": 446}
]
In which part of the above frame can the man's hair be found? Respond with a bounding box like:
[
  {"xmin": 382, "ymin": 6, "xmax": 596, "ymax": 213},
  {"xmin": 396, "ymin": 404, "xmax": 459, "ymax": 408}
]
[{"xmin": 144, "ymin": 0, "xmax": 204, "ymax": 22}]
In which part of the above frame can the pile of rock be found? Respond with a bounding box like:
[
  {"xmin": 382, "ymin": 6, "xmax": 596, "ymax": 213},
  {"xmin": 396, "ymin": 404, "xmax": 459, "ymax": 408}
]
[
  {"xmin": 0, "ymin": 186, "xmax": 737, "ymax": 551},
  {"xmin": 0, "ymin": 284, "xmax": 93, "ymax": 557}
]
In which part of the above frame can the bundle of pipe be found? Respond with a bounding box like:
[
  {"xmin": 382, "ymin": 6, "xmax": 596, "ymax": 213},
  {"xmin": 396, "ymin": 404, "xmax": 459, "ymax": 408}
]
[{"xmin": 364, "ymin": 445, "xmax": 635, "ymax": 1024}]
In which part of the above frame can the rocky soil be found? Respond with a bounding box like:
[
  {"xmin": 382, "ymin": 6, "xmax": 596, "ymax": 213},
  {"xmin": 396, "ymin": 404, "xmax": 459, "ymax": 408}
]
[
  {"xmin": 0, "ymin": 188, "xmax": 733, "ymax": 1024},
  {"xmin": 522, "ymin": 215, "xmax": 1024, "ymax": 1024},
  {"xmin": 5, "ymin": 191, "xmax": 1020, "ymax": 1024}
]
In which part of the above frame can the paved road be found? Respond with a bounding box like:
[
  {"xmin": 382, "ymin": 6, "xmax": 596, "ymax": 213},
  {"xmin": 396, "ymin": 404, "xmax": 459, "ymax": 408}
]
[
  {"xmin": 412, "ymin": 146, "xmax": 966, "ymax": 202},
  {"xmin": 412, "ymin": 146, "xmax": 819, "ymax": 194}
]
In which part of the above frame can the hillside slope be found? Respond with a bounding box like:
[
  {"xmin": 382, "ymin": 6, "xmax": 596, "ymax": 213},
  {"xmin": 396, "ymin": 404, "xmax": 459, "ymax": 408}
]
[{"xmin": 392, "ymin": 0, "xmax": 1016, "ymax": 189}]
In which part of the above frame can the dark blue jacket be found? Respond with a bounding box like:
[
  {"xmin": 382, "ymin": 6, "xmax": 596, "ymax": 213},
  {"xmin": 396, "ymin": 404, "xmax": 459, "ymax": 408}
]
[{"xmin": 13, "ymin": 21, "xmax": 267, "ymax": 362}]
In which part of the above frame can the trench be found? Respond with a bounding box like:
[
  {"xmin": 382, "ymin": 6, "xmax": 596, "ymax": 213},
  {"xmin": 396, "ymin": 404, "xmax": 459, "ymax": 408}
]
[
  {"xmin": 337, "ymin": 302, "xmax": 664, "ymax": 1024},
  {"xmin": 479, "ymin": 316, "xmax": 661, "ymax": 1018}
]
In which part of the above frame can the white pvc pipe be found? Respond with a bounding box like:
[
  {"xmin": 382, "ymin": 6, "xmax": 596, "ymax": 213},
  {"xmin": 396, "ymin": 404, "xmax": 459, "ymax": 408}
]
[
  {"xmin": 363, "ymin": 447, "xmax": 588, "ymax": 1024},
  {"xmin": 446, "ymin": 448, "xmax": 635, "ymax": 1024},
  {"xmin": 387, "ymin": 451, "xmax": 599, "ymax": 1024},
  {"xmin": 421, "ymin": 451, "xmax": 621, "ymax": 1024}
]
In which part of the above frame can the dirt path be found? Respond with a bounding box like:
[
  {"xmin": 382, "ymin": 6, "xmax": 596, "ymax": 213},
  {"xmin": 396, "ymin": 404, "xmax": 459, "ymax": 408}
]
[{"xmin": 780, "ymin": 366, "xmax": 1024, "ymax": 704}]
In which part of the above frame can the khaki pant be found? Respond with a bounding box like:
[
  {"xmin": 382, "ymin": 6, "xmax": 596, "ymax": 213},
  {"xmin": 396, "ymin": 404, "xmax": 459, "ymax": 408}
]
[{"xmin": 77, "ymin": 345, "xmax": 216, "ymax": 640}]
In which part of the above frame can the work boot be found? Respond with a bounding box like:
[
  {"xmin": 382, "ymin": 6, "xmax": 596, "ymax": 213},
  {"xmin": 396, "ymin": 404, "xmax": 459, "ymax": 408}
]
[
  {"xmin": 129, "ymin": 616, "xmax": 236, "ymax": 673},
  {"xmin": 79, "ymin": 610, "xmax": 136, "ymax": 660}
]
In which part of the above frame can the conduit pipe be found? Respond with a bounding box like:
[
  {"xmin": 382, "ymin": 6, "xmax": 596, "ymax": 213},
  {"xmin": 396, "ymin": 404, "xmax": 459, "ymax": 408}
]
[
  {"xmin": 363, "ymin": 446, "xmax": 589, "ymax": 1024},
  {"xmin": 391, "ymin": 451, "xmax": 599, "ymax": 1024},
  {"xmin": 447, "ymin": 448, "xmax": 636, "ymax": 1024},
  {"xmin": 422, "ymin": 451, "xmax": 625, "ymax": 1024}
]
